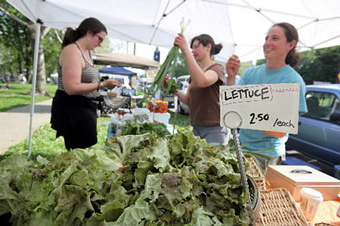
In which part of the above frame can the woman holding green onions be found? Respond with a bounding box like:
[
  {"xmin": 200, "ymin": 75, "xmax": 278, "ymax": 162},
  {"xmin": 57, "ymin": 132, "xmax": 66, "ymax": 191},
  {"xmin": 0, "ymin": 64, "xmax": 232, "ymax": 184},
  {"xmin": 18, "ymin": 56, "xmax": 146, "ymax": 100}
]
[{"xmin": 174, "ymin": 33, "xmax": 230, "ymax": 145}]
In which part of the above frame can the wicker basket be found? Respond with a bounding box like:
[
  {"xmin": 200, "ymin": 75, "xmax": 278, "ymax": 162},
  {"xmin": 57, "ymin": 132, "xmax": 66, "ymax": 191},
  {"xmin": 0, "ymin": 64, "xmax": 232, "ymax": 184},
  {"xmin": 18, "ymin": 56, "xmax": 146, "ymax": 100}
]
[
  {"xmin": 256, "ymin": 188, "xmax": 308, "ymax": 226},
  {"xmin": 246, "ymin": 157, "xmax": 266, "ymax": 191},
  {"xmin": 313, "ymin": 223, "xmax": 338, "ymax": 226}
]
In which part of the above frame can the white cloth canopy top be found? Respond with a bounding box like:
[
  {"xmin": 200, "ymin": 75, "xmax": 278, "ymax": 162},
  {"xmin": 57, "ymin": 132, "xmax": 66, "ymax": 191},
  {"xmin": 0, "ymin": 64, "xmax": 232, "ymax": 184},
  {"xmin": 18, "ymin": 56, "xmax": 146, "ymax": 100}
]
[
  {"xmin": 6, "ymin": 0, "xmax": 340, "ymax": 156},
  {"xmin": 7, "ymin": 0, "xmax": 340, "ymax": 62}
]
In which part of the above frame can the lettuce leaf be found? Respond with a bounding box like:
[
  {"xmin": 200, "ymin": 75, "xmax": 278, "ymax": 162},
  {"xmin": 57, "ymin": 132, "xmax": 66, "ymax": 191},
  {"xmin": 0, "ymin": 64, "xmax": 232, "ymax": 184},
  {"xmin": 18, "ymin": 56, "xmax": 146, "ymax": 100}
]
[{"xmin": 0, "ymin": 131, "xmax": 254, "ymax": 225}]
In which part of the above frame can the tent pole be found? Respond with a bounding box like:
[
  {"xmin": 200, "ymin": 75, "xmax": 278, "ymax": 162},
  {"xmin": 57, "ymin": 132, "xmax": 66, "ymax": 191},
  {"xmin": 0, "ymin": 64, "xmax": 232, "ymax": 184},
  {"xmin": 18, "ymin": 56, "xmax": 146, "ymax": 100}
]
[{"xmin": 28, "ymin": 20, "xmax": 42, "ymax": 157}]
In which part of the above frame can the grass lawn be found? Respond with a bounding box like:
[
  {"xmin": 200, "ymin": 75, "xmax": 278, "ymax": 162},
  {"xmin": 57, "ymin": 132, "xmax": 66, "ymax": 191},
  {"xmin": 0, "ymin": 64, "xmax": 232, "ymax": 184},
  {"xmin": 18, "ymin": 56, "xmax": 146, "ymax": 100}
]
[{"xmin": 0, "ymin": 83, "xmax": 58, "ymax": 112}]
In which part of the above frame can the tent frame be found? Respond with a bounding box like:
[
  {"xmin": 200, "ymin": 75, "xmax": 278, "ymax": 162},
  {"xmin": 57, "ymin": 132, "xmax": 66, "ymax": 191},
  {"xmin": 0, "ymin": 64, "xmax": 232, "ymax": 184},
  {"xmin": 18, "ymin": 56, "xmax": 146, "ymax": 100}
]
[{"xmin": 28, "ymin": 20, "xmax": 42, "ymax": 156}]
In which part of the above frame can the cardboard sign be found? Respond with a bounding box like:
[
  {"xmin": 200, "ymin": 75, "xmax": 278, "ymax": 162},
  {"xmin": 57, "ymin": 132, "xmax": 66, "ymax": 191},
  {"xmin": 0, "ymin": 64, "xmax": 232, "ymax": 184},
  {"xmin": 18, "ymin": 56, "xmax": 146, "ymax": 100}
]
[{"xmin": 220, "ymin": 83, "xmax": 300, "ymax": 134}]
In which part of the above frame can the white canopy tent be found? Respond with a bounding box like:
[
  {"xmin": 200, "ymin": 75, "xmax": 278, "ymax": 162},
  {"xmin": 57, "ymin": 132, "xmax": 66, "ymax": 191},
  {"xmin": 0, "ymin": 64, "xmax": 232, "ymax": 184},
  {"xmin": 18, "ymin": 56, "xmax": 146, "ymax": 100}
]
[
  {"xmin": 7, "ymin": 0, "xmax": 340, "ymax": 62},
  {"xmin": 6, "ymin": 0, "xmax": 340, "ymax": 155}
]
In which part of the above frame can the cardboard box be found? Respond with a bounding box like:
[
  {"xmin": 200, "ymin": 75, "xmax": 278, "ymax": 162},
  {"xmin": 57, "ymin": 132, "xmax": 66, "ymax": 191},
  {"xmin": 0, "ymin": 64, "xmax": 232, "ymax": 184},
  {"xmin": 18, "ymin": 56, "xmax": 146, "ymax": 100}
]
[{"xmin": 265, "ymin": 165, "xmax": 340, "ymax": 201}]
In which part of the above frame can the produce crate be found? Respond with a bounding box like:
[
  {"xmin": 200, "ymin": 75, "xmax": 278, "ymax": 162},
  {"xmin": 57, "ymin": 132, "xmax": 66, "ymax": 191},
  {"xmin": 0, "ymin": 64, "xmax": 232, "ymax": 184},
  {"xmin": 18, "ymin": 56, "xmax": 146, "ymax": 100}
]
[
  {"xmin": 256, "ymin": 188, "xmax": 308, "ymax": 226},
  {"xmin": 246, "ymin": 157, "xmax": 266, "ymax": 191}
]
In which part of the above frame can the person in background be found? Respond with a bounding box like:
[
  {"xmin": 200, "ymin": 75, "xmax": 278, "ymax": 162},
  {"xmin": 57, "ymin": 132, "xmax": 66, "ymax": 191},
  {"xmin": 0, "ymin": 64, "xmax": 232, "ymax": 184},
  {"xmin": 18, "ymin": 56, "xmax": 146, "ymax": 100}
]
[
  {"xmin": 5, "ymin": 82, "xmax": 11, "ymax": 89},
  {"xmin": 175, "ymin": 33, "xmax": 230, "ymax": 145},
  {"xmin": 226, "ymin": 22, "xmax": 307, "ymax": 171},
  {"xmin": 51, "ymin": 17, "xmax": 121, "ymax": 150}
]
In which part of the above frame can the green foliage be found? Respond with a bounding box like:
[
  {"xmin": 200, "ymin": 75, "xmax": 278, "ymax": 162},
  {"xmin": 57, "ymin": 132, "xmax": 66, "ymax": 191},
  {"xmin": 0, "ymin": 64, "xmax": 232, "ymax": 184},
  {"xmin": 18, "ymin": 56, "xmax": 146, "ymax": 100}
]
[
  {"xmin": 172, "ymin": 52, "xmax": 189, "ymax": 77},
  {"xmin": 0, "ymin": 132, "xmax": 254, "ymax": 225},
  {"xmin": 296, "ymin": 46, "xmax": 340, "ymax": 84},
  {"xmin": 42, "ymin": 30, "xmax": 62, "ymax": 77},
  {"xmin": 253, "ymin": 46, "xmax": 340, "ymax": 84},
  {"xmin": 1, "ymin": 117, "xmax": 109, "ymax": 161},
  {"xmin": 0, "ymin": 83, "xmax": 58, "ymax": 112},
  {"xmin": 0, "ymin": 1, "xmax": 32, "ymax": 78},
  {"xmin": 94, "ymin": 38, "xmax": 114, "ymax": 53},
  {"xmin": 163, "ymin": 78, "xmax": 179, "ymax": 96},
  {"xmin": 150, "ymin": 45, "xmax": 181, "ymax": 96},
  {"xmin": 169, "ymin": 111, "xmax": 191, "ymax": 127},
  {"xmin": 149, "ymin": 18, "xmax": 190, "ymax": 97},
  {"xmin": 122, "ymin": 120, "xmax": 170, "ymax": 137}
]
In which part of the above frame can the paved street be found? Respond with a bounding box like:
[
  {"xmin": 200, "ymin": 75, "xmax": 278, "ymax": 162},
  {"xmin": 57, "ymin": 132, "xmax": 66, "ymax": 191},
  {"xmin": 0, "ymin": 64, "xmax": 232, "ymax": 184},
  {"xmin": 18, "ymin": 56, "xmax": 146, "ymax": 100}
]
[{"xmin": 0, "ymin": 99, "xmax": 52, "ymax": 154}]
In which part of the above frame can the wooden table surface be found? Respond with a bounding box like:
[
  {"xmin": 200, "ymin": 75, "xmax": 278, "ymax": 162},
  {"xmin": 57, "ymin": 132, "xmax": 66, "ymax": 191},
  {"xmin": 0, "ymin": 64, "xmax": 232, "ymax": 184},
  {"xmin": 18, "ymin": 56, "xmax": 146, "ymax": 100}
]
[{"xmin": 296, "ymin": 197, "xmax": 340, "ymax": 225}]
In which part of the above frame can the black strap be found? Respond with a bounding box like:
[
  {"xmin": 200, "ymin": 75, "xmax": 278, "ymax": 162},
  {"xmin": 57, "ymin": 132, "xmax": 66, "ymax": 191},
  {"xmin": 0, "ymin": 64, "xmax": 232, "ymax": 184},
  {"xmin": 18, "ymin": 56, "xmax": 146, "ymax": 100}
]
[{"xmin": 74, "ymin": 42, "xmax": 93, "ymax": 67}]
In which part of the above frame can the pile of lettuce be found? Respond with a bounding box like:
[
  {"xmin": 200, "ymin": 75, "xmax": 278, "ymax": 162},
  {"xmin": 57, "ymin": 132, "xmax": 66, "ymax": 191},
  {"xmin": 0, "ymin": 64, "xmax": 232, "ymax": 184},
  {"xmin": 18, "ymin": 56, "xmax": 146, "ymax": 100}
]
[
  {"xmin": 121, "ymin": 120, "xmax": 170, "ymax": 137},
  {"xmin": 0, "ymin": 131, "xmax": 254, "ymax": 226}
]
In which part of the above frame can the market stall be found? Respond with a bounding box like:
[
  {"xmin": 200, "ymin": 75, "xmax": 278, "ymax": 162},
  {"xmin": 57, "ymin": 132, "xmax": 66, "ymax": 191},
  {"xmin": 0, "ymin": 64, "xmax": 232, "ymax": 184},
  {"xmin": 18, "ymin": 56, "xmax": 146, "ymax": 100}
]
[
  {"xmin": 105, "ymin": 98, "xmax": 175, "ymax": 139},
  {"xmin": 220, "ymin": 83, "xmax": 340, "ymax": 225},
  {"xmin": 102, "ymin": 81, "xmax": 340, "ymax": 225}
]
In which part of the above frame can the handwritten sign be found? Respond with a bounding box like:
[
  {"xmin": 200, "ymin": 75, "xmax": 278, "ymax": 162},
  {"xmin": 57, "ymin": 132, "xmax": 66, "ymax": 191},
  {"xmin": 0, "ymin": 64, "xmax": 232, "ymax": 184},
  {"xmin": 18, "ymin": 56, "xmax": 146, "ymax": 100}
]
[{"xmin": 220, "ymin": 83, "xmax": 300, "ymax": 134}]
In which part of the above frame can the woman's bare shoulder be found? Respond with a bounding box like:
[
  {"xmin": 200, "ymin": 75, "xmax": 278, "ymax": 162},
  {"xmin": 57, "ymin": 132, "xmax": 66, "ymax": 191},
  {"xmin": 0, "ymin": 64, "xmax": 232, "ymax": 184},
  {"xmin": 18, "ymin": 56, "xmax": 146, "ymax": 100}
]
[
  {"xmin": 60, "ymin": 44, "xmax": 81, "ymax": 64},
  {"xmin": 61, "ymin": 43, "xmax": 79, "ymax": 56}
]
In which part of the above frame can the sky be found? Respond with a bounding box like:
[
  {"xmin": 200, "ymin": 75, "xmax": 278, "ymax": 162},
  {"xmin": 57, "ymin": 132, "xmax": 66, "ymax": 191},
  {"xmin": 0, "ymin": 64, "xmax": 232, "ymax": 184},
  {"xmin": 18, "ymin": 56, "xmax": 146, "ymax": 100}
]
[{"xmin": 110, "ymin": 39, "xmax": 170, "ymax": 64}]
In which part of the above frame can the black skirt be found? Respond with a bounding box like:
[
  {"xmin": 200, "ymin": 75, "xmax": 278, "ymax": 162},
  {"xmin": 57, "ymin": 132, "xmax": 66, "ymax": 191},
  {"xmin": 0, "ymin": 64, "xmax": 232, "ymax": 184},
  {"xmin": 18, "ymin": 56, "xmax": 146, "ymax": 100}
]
[{"xmin": 51, "ymin": 90, "xmax": 98, "ymax": 150}]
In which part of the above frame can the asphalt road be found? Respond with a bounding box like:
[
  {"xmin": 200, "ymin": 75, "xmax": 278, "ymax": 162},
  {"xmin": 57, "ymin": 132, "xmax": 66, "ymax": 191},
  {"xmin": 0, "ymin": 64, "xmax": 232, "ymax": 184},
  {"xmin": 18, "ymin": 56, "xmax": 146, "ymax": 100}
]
[{"xmin": 0, "ymin": 99, "xmax": 52, "ymax": 154}]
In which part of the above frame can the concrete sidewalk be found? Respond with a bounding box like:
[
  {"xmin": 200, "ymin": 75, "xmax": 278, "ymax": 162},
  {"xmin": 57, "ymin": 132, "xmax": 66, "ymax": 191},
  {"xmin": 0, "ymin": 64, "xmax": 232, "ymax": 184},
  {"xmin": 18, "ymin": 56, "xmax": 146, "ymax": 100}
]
[{"xmin": 0, "ymin": 99, "xmax": 52, "ymax": 154}]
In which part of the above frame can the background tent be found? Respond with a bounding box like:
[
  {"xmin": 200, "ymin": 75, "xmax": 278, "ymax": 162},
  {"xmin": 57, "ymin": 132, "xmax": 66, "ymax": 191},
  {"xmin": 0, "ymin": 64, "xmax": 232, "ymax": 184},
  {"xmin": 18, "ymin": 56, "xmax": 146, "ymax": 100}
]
[
  {"xmin": 99, "ymin": 66, "xmax": 137, "ymax": 88},
  {"xmin": 99, "ymin": 66, "xmax": 137, "ymax": 76},
  {"xmin": 93, "ymin": 53, "xmax": 159, "ymax": 69}
]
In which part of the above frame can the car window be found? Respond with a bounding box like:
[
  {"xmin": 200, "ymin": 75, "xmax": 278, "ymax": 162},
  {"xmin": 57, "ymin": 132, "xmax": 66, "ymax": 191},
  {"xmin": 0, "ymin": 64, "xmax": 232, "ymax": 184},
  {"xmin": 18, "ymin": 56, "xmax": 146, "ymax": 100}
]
[
  {"xmin": 305, "ymin": 91, "xmax": 339, "ymax": 122},
  {"xmin": 177, "ymin": 75, "xmax": 189, "ymax": 91}
]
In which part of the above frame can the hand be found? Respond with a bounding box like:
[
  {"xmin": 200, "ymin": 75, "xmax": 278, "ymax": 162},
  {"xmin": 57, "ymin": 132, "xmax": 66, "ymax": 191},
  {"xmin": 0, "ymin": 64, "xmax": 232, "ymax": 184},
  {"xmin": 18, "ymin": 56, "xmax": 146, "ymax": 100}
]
[
  {"xmin": 174, "ymin": 33, "xmax": 190, "ymax": 54},
  {"xmin": 226, "ymin": 55, "xmax": 240, "ymax": 80},
  {"xmin": 174, "ymin": 89, "xmax": 180, "ymax": 96},
  {"xmin": 104, "ymin": 79, "xmax": 121, "ymax": 89}
]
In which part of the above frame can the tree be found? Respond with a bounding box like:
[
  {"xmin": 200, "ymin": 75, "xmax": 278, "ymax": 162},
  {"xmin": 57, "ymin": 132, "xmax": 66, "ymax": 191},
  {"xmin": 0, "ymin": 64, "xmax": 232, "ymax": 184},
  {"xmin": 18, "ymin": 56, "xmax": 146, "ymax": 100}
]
[
  {"xmin": 172, "ymin": 52, "xmax": 189, "ymax": 78},
  {"xmin": 253, "ymin": 46, "xmax": 340, "ymax": 84},
  {"xmin": 0, "ymin": 2, "xmax": 31, "ymax": 80},
  {"xmin": 297, "ymin": 46, "xmax": 340, "ymax": 84},
  {"xmin": 42, "ymin": 29, "xmax": 62, "ymax": 81},
  {"xmin": 0, "ymin": 1, "xmax": 51, "ymax": 95}
]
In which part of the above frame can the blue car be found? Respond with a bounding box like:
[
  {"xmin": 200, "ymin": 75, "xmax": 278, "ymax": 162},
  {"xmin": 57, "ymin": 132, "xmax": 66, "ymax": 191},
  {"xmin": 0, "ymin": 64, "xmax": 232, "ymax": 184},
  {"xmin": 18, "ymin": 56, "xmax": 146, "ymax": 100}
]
[{"xmin": 286, "ymin": 84, "xmax": 340, "ymax": 171}]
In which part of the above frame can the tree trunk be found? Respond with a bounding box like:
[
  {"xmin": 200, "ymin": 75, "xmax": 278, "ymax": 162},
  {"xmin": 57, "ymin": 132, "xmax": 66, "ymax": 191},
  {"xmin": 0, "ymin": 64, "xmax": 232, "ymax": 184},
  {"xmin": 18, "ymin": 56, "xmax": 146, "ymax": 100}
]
[
  {"xmin": 36, "ymin": 40, "xmax": 47, "ymax": 95},
  {"xmin": 28, "ymin": 24, "xmax": 50, "ymax": 96}
]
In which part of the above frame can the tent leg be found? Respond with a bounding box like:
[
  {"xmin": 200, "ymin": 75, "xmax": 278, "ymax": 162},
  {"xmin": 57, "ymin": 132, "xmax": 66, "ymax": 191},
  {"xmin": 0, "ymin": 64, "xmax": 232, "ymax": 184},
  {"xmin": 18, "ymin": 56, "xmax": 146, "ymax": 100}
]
[{"xmin": 28, "ymin": 21, "xmax": 42, "ymax": 157}]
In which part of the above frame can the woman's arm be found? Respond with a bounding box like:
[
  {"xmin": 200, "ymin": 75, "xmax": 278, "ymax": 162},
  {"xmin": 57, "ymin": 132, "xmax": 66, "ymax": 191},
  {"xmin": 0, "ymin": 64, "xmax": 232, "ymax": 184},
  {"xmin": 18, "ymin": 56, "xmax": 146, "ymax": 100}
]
[
  {"xmin": 174, "ymin": 34, "xmax": 218, "ymax": 87},
  {"xmin": 175, "ymin": 84, "xmax": 191, "ymax": 105}
]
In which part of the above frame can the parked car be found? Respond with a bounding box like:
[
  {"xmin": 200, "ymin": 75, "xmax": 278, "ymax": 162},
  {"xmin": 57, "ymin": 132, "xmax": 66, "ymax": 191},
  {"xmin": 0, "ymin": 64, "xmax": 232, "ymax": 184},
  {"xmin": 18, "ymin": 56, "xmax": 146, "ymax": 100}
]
[
  {"xmin": 286, "ymin": 84, "xmax": 340, "ymax": 169},
  {"xmin": 176, "ymin": 75, "xmax": 190, "ymax": 114}
]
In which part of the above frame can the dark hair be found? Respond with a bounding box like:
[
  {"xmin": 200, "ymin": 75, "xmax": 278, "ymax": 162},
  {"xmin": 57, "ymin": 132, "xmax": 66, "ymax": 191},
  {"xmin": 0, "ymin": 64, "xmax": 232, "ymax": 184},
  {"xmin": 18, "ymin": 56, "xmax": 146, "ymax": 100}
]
[
  {"xmin": 273, "ymin": 22, "xmax": 300, "ymax": 67},
  {"xmin": 190, "ymin": 34, "xmax": 222, "ymax": 56},
  {"xmin": 61, "ymin": 17, "xmax": 107, "ymax": 48}
]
